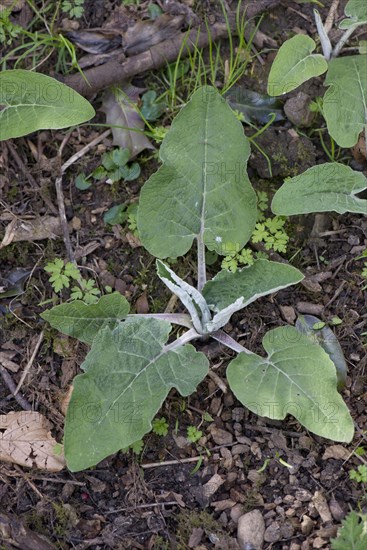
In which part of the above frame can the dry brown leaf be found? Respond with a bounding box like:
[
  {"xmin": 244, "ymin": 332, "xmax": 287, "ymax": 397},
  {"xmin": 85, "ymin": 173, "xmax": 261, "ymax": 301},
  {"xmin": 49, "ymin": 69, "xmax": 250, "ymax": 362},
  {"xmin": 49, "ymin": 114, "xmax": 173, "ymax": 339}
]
[
  {"xmin": 0, "ymin": 216, "xmax": 62, "ymax": 248},
  {"xmin": 322, "ymin": 444, "xmax": 350, "ymax": 461},
  {"xmin": 0, "ymin": 411, "xmax": 65, "ymax": 472},
  {"xmin": 100, "ymin": 85, "xmax": 154, "ymax": 158}
]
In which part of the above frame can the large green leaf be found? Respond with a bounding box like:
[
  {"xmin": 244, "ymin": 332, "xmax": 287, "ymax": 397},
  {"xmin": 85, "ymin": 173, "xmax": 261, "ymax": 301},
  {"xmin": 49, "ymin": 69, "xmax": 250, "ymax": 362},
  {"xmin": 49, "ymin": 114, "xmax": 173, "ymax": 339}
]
[
  {"xmin": 272, "ymin": 163, "xmax": 367, "ymax": 215},
  {"xmin": 339, "ymin": 0, "xmax": 367, "ymax": 29},
  {"xmin": 0, "ymin": 70, "xmax": 95, "ymax": 140},
  {"xmin": 227, "ymin": 326, "xmax": 354, "ymax": 442},
  {"xmin": 64, "ymin": 318, "xmax": 209, "ymax": 471},
  {"xmin": 203, "ymin": 259, "xmax": 304, "ymax": 314},
  {"xmin": 41, "ymin": 293, "xmax": 130, "ymax": 345},
  {"xmin": 295, "ymin": 315, "xmax": 348, "ymax": 389},
  {"xmin": 323, "ymin": 56, "xmax": 367, "ymax": 147},
  {"xmin": 267, "ymin": 35, "xmax": 328, "ymax": 96},
  {"xmin": 137, "ymin": 85, "xmax": 257, "ymax": 258}
]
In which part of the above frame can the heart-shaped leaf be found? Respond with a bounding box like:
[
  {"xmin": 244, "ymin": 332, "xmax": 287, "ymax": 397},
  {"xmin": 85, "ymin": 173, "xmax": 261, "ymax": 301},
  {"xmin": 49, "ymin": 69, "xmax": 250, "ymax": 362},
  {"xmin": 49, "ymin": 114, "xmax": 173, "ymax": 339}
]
[
  {"xmin": 272, "ymin": 163, "xmax": 367, "ymax": 215},
  {"xmin": 64, "ymin": 318, "xmax": 209, "ymax": 471},
  {"xmin": 339, "ymin": 0, "xmax": 367, "ymax": 29},
  {"xmin": 267, "ymin": 35, "xmax": 328, "ymax": 96},
  {"xmin": 295, "ymin": 315, "xmax": 348, "ymax": 389},
  {"xmin": 41, "ymin": 293, "xmax": 130, "ymax": 345},
  {"xmin": 323, "ymin": 55, "xmax": 367, "ymax": 147},
  {"xmin": 0, "ymin": 70, "xmax": 95, "ymax": 140},
  {"xmin": 137, "ymin": 86, "xmax": 257, "ymax": 258},
  {"xmin": 227, "ymin": 326, "xmax": 354, "ymax": 442}
]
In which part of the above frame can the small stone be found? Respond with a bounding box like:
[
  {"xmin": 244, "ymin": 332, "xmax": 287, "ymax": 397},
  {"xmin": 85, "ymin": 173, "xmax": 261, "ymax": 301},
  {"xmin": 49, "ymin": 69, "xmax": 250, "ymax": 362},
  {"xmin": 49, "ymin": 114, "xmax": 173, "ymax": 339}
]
[
  {"xmin": 301, "ymin": 515, "xmax": 315, "ymax": 536},
  {"xmin": 231, "ymin": 444, "xmax": 249, "ymax": 455},
  {"xmin": 188, "ymin": 527, "xmax": 204, "ymax": 548},
  {"xmin": 290, "ymin": 544, "xmax": 301, "ymax": 550},
  {"xmin": 211, "ymin": 499, "xmax": 236, "ymax": 511},
  {"xmin": 209, "ymin": 426, "xmax": 233, "ymax": 445},
  {"xmin": 312, "ymin": 491, "xmax": 332, "ymax": 523},
  {"xmin": 279, "ymin": 305, "xmax": 296, "ymax": 324},
  {"xmin": 284, "ymin": 92, "xmax": 315, "ymax": 127},
  {"xmin": 230, "ymin": 503, "xmax": 244, "ymax": 524},
  {"xmin": 295, "ymin": 489, "xmax": 313, "ymax": 502},
  {"xmin": 329, "ymin": 498, "xmax": 346, "ymax": 522},
  {"xmin": 237, "ymin": 510, "xmax": 265, "ymax": 550},
  {"xmin": 312, "ymin": 536, "xmax": 328, "ymax": 548},
  {"xmin": 264, "ymin": 521, "xmax": 281, "ymax": 543}
]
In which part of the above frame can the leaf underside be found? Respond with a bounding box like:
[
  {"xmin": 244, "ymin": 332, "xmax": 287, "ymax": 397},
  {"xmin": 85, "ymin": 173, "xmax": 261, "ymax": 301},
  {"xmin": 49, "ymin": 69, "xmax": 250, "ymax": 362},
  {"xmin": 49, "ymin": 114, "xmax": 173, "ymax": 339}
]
[
  {"xmin": 267, "ymin": 35, "xmax": 328, "ymax": 96},
  {"xmin": 272, "ymin": 163, "xmax": 367, "ymax": 215},
  {"xmin": 137, "ymin": 85, "xmax": 257, "ymax": 258},
  {"xmin": 0, "ymin": 70, "xmax": 95, "ymax": 140},
  {"xmin": 64, "ymin": 318, "xmax": 209, "ymax": 471},
  {"xmin": 323, "ymin": 55, "xmax": 367, "ymax": 147},
  {"xmin": 227, "ymin": 326, "xmax": 354, "ymax": 442},
  {"xmin": 41, "ymin": 293, "xmax": 130, "ymax": 345}
]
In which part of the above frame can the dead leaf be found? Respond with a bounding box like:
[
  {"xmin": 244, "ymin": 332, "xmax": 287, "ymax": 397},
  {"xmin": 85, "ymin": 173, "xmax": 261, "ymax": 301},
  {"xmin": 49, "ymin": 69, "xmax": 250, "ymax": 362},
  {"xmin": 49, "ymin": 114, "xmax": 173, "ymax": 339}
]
[
  {"xmin": 0, "ymin": 411, "xmax": 65, "ymax": 472},
  {"xmin": 0, "ymin": 216, "xmax": 61, "ymax": 248},
  {"xmin": 0, "ymin": 351, "xmax": 19, "ymax": 373},
  {"xmin": 322, "ymin": 445, "xmax": 350, "ymax": 461},
  {"xmin": 100, "ymin": 85, "xmax": 154, "ymax": 158}
]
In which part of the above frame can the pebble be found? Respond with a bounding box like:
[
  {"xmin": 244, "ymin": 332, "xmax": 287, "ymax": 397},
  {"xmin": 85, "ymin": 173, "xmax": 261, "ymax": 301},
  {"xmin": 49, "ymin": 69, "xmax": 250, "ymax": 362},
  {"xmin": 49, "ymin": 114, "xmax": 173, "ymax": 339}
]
[
  {"xmin": 264, "ymin": 521, "xmax": 281, "ymax": 542},
  {"xmin": 284, "ymin": 92, "xmax": 315, "ymax": 127},
  {"xmin": 237, "ymin": 510, "xmax": 265, "ymax": 550},
  {"xmin": 301, "ymin": 515, "xmax": 315, "ymax": 535},
  {"xmin": 209, "ymin": 426, "xmax": 234, "ymax": 445},
  {"xmin": 230, "ymin": 503, "xmax": 244, "ymax": 524}
]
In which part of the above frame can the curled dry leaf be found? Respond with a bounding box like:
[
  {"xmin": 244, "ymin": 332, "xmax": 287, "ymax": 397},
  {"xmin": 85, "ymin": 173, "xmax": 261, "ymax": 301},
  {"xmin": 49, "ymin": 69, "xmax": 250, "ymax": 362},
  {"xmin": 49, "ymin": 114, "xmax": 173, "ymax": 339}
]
[
  {"xmin": 0, "ymin": 411, "xmax": 65, "ymax": 472},
  {"xmin": 0, "ymin": 216, "xmax": 62, "ymax": 249},
  {"xmin": 100, "ymin": 85, "xmax": 154, "ymax": 159}
]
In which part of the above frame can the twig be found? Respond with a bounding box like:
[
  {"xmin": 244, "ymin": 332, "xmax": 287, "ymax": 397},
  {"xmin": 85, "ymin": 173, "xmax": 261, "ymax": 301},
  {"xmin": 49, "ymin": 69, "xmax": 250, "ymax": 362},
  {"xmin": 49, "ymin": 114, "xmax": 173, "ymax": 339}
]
[
  {"xmin": 14, "ymin": 330, "xmax": 44, "ymax": 396},
  {"xmin": 324, "ymin": 0, "xmax": 340, "ymax": 35},
  {"xmin": 60, "ymin": 1, "xmax": 282, "ymax": 97},
  {"xmin": 324, "ymin": 280, "xmax": 347, "ymax": 309},
  {"xmin": 141, "ymin": 456, "xmax": 202, "ymax": 469},
  {"xmin": 61, "ymin": 129, "xmax": 111, "ymax": 173},
  {"xmin": 105, "ymin": 501, "xmax": 180, "ymax": 514},
  {"xmin": 5, "ymin": 141, "xmax": 58, "ymax": 215},
  {"xmin": 55, "ymin": 175, "xmax": 75, "ymax": 263},
  {"xmin": 0, "ymin": 365, "xmax": 32, "ymax": 411},
  {"xmin": 208, "ymin": 370, "xmax": 227, "ymax": 393}
]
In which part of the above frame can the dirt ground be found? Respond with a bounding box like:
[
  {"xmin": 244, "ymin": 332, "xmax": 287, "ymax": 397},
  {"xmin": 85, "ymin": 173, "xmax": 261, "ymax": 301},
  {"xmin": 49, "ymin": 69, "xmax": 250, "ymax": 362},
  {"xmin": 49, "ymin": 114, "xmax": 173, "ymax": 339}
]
[{"xmin": 0, "ymin": 1, "xmax": 367, "ymax": 549}]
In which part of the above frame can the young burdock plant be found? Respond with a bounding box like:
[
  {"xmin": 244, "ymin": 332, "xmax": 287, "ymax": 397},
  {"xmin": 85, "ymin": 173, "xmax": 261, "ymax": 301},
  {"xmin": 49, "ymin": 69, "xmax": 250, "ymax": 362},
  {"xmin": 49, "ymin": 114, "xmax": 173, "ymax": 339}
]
[
  {"xmin": 267, "ymin": 0, "xmax": 367, "ymax": 155},
  {"xmin": 41, "ymin": 86, "xmax": 366, "ymax": 472}
]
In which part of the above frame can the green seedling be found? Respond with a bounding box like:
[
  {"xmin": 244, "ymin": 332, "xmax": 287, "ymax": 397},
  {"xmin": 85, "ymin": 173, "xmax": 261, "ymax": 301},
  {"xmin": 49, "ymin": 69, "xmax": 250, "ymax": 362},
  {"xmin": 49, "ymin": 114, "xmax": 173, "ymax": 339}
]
[
  {"xmin": 45, "ymin": 260, "xmax": 80, "ymax": 293},
  {"xmin": 152, "ymin": 417, "xmax": 169, "ymax": 437},
  {"xmin": 267, "ymin": 1, "xmax": 367, "ymax": 153},
  {"xmin": 187, "ymin": 426, "xmax": 203, "ymax": 444},
  {"xmin": 45, "ymin": 260, "xmax": 101, "ymax": 304},
  {"xmin": 61, "ymin": 0, "xmax": 85, "ymax": 18},
  {"xmin": 331, "ymin": 510, "xmax": 367, "ymax": 549},
  {"xmin": 41, "ymin": 86, "xmax": 365, "ymax": 472},
  {"xmin": 76, "ymin": 147, "xmax": 140, "ymax": 190},
  {"xmin": 70, "ymin": 279, "xmax": 101, "ymax": 305},
  {"xmin": 350, "ymin": 465, "xmax": 367, "ymax": 483}
]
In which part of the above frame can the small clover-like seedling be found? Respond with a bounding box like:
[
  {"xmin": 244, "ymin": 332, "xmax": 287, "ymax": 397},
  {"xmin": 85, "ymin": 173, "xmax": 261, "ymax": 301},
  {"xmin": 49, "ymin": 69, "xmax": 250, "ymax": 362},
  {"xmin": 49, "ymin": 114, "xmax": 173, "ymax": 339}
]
[
  {"xmin": 76, "ymin": 147, "xmax": 141, "ymax": 190},
  {"xmin": 349, "ymin": 465, "xmax": 367, "ymax": 484},
  {"xmin": 187, "ymin": 426, "xmax": 203, "ymax": 444},
  {"xmin": 42, "ymin": 86, "xmax": 357, "ymax": 472},
  {"xmin": 152, "ymin": 417, "xmax": 169, "ymax": 437}
]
